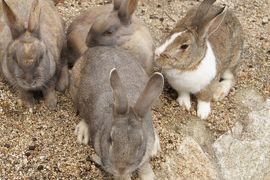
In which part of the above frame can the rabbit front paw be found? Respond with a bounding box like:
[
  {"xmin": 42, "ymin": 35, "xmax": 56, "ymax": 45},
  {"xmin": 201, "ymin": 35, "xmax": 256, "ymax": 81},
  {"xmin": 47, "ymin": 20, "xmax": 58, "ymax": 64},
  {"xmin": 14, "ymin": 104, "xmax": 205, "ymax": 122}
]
[
  {"xmin": 56, "ymin": 65, "xmax": 69, "ymax": 92},
  {"xmin": 139, "ymin": 162, "xmax": 155, "ymax": 180},
  {"xmin": 75, "ymin": 120, "xmax": 89, "ymax": 144},
  {"xmin": 177, "ymin": 92, "xmax": 191, "ymax": 110},
  {"xmin": 42, "ymin": 87, "xmax": 57, "ymax": 109},
  {"xmin": 197, "ymin": 100, "xmax": 211, "ymax": 119},
  {"xmin": 151, "ymin": 131, "xmax": 161, "ymax": 157}
]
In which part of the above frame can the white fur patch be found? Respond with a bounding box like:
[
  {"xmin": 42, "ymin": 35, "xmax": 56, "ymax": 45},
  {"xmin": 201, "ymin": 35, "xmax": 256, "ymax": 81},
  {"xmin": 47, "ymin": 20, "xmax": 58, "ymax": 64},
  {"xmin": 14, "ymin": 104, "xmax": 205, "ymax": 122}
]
[
  {"xmin": 197, "ymin": 100, "xmax": 211, "ymax": 119},
  {"xmin": 75, "ymin": 120, "xmax": 89, "ymax": 145},
  {"xmin": 222, "ymin": 70, "xmax": 234, "ymax": 80},
  {"xmin": 164, "ymin": 41, "xmax": 217, "ymax": 94},
  {"xmin": 155, "ymin": 31, "xmax": 186, "ymax": 56},
  {"xmin": 139, "ymin": 163, "xmax": 155, "ymax": 180},
  {"xmin": 177, "ymin": 92, "xmax": 191, "ymax": 110},
  {"xmin": 151, "ymin": 131, "xmax": 161, "ymax": 157},
  {"xmin": 139, "ymin": 170, "xmax": 154, "ymax": 180}
]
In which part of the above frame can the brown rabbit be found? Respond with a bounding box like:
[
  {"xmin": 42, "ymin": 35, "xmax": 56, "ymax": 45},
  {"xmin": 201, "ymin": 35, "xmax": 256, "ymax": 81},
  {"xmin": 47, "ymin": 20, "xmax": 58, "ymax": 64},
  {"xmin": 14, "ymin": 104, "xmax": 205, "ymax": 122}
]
[
  {"xmin": 0, "ymin": 0, "xmax": 69, "ymax": 109},
  {"xmin": 67, "ymin": 0, "xmax": 154, "ymax": 75},
  {"xmin": 155, "ymin": 0, "xmax": 244, "ymax": 119}
]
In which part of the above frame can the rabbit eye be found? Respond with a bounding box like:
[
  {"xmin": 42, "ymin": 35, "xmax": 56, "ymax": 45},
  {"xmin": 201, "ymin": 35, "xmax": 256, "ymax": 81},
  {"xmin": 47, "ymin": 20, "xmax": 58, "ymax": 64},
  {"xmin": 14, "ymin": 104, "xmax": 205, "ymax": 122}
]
[
  {"xmin": 108, "ymin": 136, "xmax": 113, "ymax": 144},
  {"xmin": 180, "ymin": 44, "xmax": 189, "ymax": 50}
]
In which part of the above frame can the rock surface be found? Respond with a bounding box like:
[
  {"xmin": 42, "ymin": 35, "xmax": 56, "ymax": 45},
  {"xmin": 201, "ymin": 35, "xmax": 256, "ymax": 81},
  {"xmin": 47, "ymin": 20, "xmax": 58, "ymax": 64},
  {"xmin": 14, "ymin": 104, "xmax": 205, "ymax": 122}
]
[
  {"xmin": 157, "ymin": 136, "xmax": 219, "ymax": 180},
  {"xmin": 213, "ymin": 99, "xmax": 270, "ymax": 180}
]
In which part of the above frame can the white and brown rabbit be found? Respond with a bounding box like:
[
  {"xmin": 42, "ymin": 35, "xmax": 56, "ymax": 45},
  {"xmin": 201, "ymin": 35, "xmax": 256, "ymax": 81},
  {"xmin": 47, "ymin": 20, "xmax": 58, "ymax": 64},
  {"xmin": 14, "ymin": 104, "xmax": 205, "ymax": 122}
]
[
  {"xmin": 70, "ymin": 46, "xmax": 164, "ymax": 179},
  {"xmin": 67, "ymin": 0, "xmax": 154, "ymax": 75},
  {"xmin": 0, "ymin": 0, "xmax": 69, "ymax": 109},
  {"xmin": 155, "ymin": 0, "xmax": 244, "ymax": 119}
]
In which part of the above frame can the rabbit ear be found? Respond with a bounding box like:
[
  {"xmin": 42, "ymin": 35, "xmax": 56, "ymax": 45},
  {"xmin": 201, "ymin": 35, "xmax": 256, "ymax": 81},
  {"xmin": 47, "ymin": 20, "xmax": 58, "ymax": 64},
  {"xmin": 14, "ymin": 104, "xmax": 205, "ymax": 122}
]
[
  {"xmin": 110, "ymin": 68, "xmax": 129, "ymax": 115},
  {"xmin": 113, "ymin": 0, "xmax": 122, "ymax": 10},
  {"xmin": 28, "ymin": 0, "xmax": 41, "ymax": 36},
  {"xmin": 2, "ymin": 0, "xmax": 25, "ymax": 39},
  {"xmin": 198, "ymin": 5, "xmax": 227, "ymax": 38},
  {"xmin": 192, "ymin": 0, "xmax": 216, "ymax": 27},
  {"xmin": 134, "ymin": 73, "xmax": 164, "ymax": 118},
  {"xmin": 118, "ymin": 0, "xmax": 138, "ymax": 25}
]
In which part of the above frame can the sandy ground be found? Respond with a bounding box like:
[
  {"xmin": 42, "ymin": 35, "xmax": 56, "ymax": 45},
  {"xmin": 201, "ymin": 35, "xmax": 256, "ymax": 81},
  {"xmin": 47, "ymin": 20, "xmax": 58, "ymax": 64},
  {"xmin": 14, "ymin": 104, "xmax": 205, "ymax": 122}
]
[{"xmin": 0, "ymin": 0, "xmax": 269, "ymax": 179}]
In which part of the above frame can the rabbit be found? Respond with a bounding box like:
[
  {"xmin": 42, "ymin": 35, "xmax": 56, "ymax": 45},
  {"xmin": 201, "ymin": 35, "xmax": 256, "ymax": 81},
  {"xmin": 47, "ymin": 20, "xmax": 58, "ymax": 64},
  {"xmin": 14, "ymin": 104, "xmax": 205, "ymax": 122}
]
[
  {"xmin": 0, "ymin": 0, "xmax": 69, "ymax": 109},
  {"xmin": 67, "ymin": 0, "xmax": 154, "ymax": 75},
  {"xmin": 155, "ymin": 0, "xmax": 244, "ymax": 119},
  {"xmin": 70, "ymin": 45, "xmax": 164, "ymax": 179}
]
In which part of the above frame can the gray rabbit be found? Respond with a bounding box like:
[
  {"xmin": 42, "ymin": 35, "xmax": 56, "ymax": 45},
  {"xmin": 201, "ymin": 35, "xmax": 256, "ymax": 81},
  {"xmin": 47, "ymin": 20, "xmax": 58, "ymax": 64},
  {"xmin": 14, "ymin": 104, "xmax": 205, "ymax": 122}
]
[
  {"xmin": 67, "ymin": 0, "xmax": 154, "ymax": 75},
  {"xmin": 0, "ymin": 0, "xmax": 69, "ymax": 109},
  {"xmin": 70, "ymin": 46, "xmax": 164, "ymax": 179}
]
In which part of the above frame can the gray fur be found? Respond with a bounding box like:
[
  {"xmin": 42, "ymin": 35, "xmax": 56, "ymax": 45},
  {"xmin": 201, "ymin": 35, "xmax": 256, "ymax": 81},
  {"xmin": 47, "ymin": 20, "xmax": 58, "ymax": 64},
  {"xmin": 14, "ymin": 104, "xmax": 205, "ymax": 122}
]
[
  {"xmin": 67, "ymin": 0, "xmax": 153, "ymax": 75},
  {"xmin": 71, "ymin": 46, "xmax": 163, "ymax": 179},
  {"xmin": 0, "ymin": 0, "xmax": 69, "ymax": 108}
]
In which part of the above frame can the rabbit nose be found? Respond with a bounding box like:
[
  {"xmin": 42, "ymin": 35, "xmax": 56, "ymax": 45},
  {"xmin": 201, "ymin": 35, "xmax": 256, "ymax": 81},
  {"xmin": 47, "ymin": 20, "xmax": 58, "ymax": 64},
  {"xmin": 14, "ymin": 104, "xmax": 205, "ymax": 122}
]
[
  {"xmin": 118, "ymin": 168, "xmax": 126, "ymax": 175},
  {"xmin": 25, "ymin": 74, "xmax": 33, "ymax": 84}
]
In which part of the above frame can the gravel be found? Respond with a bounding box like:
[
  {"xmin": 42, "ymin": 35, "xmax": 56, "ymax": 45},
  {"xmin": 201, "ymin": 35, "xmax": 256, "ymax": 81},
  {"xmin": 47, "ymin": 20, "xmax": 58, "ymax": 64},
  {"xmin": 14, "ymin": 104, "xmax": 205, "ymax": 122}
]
[{"xmin": 0, "ymin": 0, "xmax": 269, "ymax": 179}]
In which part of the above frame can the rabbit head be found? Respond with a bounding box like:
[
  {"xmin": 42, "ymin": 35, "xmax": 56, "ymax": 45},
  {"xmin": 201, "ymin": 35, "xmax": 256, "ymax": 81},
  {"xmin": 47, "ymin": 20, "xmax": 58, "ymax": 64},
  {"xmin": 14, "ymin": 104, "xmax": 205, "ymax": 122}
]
[
  {"xmin": 86, "ymin": 0, "xmax": 138, "ymax": 47},
  {"xmin": 2, "ymin": 0, "xmax": 56, "ymax": 90},
  {"xmin": 101, "ymin": 69, "xmax": 163, "ymax": 178},
  {"xmin": 155, "ymin": 0, "xmax": 227, "ymax": 70}
]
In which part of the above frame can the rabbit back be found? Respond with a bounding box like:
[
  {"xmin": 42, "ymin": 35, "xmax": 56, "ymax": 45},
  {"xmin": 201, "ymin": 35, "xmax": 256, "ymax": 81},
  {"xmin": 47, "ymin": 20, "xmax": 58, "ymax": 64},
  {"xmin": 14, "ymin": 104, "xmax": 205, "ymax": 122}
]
[
  {"xmin": 75, "ymin": 46, "xmax": 148, "ymax": 127},
  {"xmin": 66, "ymin": 4, "xmax": 112, "ymax": 65}
]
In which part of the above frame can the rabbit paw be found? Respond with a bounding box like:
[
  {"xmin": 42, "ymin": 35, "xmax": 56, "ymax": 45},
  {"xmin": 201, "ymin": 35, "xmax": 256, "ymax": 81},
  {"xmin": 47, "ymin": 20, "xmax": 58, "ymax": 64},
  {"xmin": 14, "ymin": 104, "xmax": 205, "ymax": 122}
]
[
  {"xmin": 90, "ymin": 154, "xmax": 102, "ymax": 165},
  {"xmin": 75, "ymin": 120, "xmax": 89, "ymax": 145},
  {"xmin": 213, "ymin": 80, "xmax": 232, "ymax": 101},
  {"xmin": 56, "ymin": 65, "xmax": 69, "ymax": 92},
  {"xmin": 20, "ymin": 91, "xmax": 35, "ymax": 108},
  {"xmin": 24, "ymin": 97, "xmax": 35, "ymax": 108},
  {"xmin": 197, "ymin": 100, "xmax": 211, "ymax": 119},
  {"xmin": 139, "ymin": 162, "xmax": 155, "ymax": 180},
  {"xmin": 177, "ymin": 93, "xmax": 191, "ymax": 110},
  {"xmin": 151, "ymin": 131, "xmax": 161, "ymax": 157},
  {"xmin": 44, "ymin": 91, "xmax": 57, "ymax": 110}
]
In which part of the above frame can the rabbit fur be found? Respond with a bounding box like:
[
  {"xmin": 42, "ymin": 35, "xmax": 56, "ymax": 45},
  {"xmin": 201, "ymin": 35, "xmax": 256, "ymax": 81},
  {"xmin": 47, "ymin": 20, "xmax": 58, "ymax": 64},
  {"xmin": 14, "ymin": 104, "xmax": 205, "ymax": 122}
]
[
  {"xmin": 155, "ymin": 0, "xmax": 244, "ymax": 119},
  {"xmin": 67, "ymin": 0, "xmax": 154, "ymax": 75},
  {"xmin": 70, "ymin": 46, "xmax": 164, "ymax": 179},
  {"xmin": 0, "ymin": 0, "xmax": 69, "ymax": 108}
]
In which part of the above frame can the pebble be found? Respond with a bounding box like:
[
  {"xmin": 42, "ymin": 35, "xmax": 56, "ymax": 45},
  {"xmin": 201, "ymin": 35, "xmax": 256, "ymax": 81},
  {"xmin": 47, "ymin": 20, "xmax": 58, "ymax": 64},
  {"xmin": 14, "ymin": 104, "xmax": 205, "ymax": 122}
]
[
  {"xmin": 37, "ymin": 165, "xmax": 44, "ymax": 171},
  {"xmin": 25, "ymin": 152, "xmax": 31, "ymax": 157},
  {"xmin": 4, "ymin": 143, "xmax": 11, "ymax": 148}
]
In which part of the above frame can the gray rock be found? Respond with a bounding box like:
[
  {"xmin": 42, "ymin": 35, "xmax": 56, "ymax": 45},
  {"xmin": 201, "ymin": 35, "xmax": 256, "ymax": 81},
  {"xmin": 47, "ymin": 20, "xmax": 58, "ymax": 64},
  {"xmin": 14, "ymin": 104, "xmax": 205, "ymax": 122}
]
[
  {"xmin": 233, "ymin": 88, "xmax": 266, "ymax": 111},
  {"xmin": 157, "ymin": 136, "xmax": 219, "ymax": 180},
  {"xmin": 213, "ymin": 99, "xmax": 270, "ymax": 180}
]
